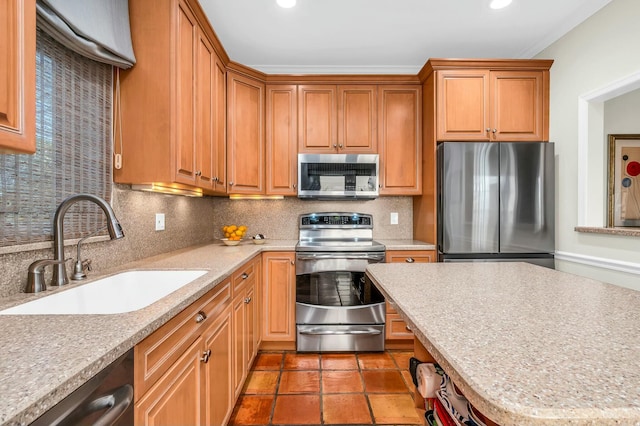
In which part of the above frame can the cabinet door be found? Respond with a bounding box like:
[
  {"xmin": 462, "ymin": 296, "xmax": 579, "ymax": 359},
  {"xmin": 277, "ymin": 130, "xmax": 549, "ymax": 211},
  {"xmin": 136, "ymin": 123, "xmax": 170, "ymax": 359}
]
[
  {"xmin": 0, "ymin": 0, "xmax": 35, "ymax": 154},
  {"xmin": 232, "ymin": 291, "xmax": 247, "ymax": 398},
  {"xmin": 436, "ymin": 70, "xmax": 490, "ymax": 141},
  {"xmin": 490, "ymin": 70, "xmax": 546, "ymax": 141},
  {"xmin": 262, "ymin": 252, "xmax": 296, "ymax": 342},
  {"xmin": 227, "ymin": 71, "xmax": 265, "ymax": 193},
  {"xmin": 203, "ymin": 306, "xmax": 233, "ymax": 426},
  {"xmin": 298, "ymin": 85, "xmax": 337, "ymax": 153},
  {"xmin": 212, "ymin": 55, "xmax": 227, "ymax": 193},
  {"xmin": 135, "ymin": 338, "xmax": 205, "ymax": 426},
  {"xmin": 378, "ymin": 86, "xmax": 422, "ymax": 195},
  {"xmin": 338, "ymin": 85, "xmax": 377, "ymax": 153},
  {"xmin": 266, "ymin": 85, "xmax": 298, "ymax": 195},
  {"xmin": 195, "ymin": 29, "xmax": 215, "ymax": 190},
  {"xmin": 384, "ymin": 250, "xmax": 434, "ymax": 341},
  {"xmin": 174, "ymin": 1, "xmax": 198, "ymax": 186},
  {"xmin": 245, "ymin": 281, "xmax": 257, "ymax": 370}
]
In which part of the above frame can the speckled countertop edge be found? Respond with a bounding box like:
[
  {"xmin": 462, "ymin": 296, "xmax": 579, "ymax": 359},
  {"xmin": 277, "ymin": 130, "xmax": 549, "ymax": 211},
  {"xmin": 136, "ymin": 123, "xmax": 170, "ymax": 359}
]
[
  {"xmin": 366, "ymin": 262, "xmax": 640, "ymax": 426},
  {"xmin": 574, "ymin": 226, "xmax": 640, "ymax": 237},
  {"xmin": 0, "ymin": 238, "xmax": 433, "ymax": 425}
]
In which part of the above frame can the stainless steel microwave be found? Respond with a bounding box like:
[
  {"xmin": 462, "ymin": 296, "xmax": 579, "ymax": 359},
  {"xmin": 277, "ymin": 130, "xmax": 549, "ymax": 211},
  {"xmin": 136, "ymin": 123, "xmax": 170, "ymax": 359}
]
[{"xmin": 297, "ymin": 154, "xmax": 379, "ymax": 199}]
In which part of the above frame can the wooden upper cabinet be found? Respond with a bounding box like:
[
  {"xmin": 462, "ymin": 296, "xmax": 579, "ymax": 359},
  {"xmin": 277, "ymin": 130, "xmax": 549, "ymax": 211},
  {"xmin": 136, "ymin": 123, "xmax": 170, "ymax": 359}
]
[
  {"xmin": 116, "ymin": 0, "xmax": 226, "ymax": 194},
  {"xmin": 212, "ymin": 56, "xmax": 227, "ymax": 193},
  {"xmin": 490, "ymin": 70, "xmax": 546, "ymax": 141},
  {"xmin": 298, "ymin": 85, "xmax": 337, "ymax": 153},
  {"xmin": 436, "ymin": 70, "xmax": 489, "ymax": 141},
  {"xmin": 227, "ymin": 71, "xmax": 265, "ymax": 194},
  {"xmin": 0, "ymin": 0, "xmax": 36, "ymax": 154},
  {"xmin": 378, "ymin": 85, "xmax": 422, "ymax": 195},
  {"xmin": 435, "ymin": 67, "xmax": 549, "ymax": 142},
  {"xmin": 298, "ymin": 85, "xmax": 377, "ymax": 154},
  {"xmin": 266, "ymin": 85, "xmax": 298, "ymax": 195},
  {"xmin": 338, "ymin": 85, "xmax": 377, "ymax": 153},
  {"xmin": 174, "ymin": 2, "xmax": 198, "ymax": 187}
]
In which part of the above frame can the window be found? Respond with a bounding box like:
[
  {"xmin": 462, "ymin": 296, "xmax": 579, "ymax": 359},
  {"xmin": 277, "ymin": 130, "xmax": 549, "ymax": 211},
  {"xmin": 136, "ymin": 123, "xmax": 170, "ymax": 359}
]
[{"xmin": 0, "ymin": 28, "xmax": 113, "ymax": 247}]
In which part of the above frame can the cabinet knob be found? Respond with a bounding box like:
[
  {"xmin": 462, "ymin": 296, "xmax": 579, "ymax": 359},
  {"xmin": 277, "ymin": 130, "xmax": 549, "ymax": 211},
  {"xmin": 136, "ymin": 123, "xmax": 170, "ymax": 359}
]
[
  {"xmin": 492, "ymin": 128, "xmax": 497, "ymax": 133},
  {"xmin": 292, "ymin": 183, "xmax": 297, "ymax": 189},
  {"xmin": 338, "ymin": 144, "xmax": 343, "ymax": 149},
  {"xmin": 332, "ymin": 144, "xmax": 337, "ymax": 149},
  {"xmin": 486, "ymin": 128, "xmax": 491, "ymax": 132},
  {"xmin": 229, "ymin": 182, "xmax": 234, "ymax": 186},
  {"xmin": 200, "ymin": 349, "xmax": 211, "ymax": 363},
  {"xmin": 195, "ymin": 171, "xmax": 202, "ymax": 177},
  {"xmin": 241, "ymin": 272, "xmax": 249, "ymax": 280},
  {"xmin": 406, "ymin": 325, "xmax": 412, "ymax": 332},
  {"xmin": 244, "ymin": 296, "xmax": 252, "ymax": 304},
  {"xmin": 195, "ymin": 311, "xmax": 207, "ymax": 323},
  {"xmin": 213, "ymin": 177, "xmax": 218, "ymax": 182},
  {"xmin": 290, "ymin": 261, "xmax": 295, "ymax": 265},
  {"xmin": 405, "ymin": 257, "xmax": 415, "ymax": 263}
]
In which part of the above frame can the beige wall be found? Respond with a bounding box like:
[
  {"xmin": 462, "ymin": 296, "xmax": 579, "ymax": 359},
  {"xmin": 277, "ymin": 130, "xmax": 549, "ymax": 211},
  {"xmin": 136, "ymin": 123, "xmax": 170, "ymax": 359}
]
[
  {"xmin": 536, "ymin": 0, "xmax": 640, "ymax": 290},
  {"xmin": 0, "ymin": 187, "xmax": 412, "ymax": 298}
]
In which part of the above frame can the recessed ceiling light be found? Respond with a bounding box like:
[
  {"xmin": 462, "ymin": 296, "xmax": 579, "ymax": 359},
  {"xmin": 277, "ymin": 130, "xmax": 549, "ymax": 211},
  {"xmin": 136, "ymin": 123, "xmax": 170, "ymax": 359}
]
[
  {"xmin": 490, "ymin": 0, "xmax": 512, "ymax": 9},
  {"xmin": 277, "ymin": 0, "xmax": 296, "ymax": 8}
]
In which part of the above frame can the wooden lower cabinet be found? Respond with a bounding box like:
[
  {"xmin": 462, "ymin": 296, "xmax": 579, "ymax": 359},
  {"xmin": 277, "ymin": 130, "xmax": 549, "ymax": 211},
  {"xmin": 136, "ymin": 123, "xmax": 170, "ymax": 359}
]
[
  {"xmin": 134, "ymin": 255, "xmax": 261, "ymax": 426},
  {"xmin": 261, "ymin": 251, "xmax": 296, "ymax": 345},
  {"xmin": 203, "ymin": 305, "xmax": 233, "ymax": 426},
  {"xmin": 385, "ymin": 250, "xmax": 435, "ymax": 342},
  {"xmin": 135, "ymin": 337, "xmax": 205, "ymax": 425}
]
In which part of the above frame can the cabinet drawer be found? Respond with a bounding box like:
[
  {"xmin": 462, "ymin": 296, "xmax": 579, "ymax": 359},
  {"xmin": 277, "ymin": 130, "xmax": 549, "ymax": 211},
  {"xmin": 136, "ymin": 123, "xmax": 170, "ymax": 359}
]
[
  {"xmin": 233, "ymin": 257, "xmax": 256, "ymax": 295},
  {"xmin": 386, "ymin": 313, "xmax": 413, "ymax": 340},
  {"xmin": 135, "ymin": 279, "xmax": 231, "ymax": 400},
  {"xmin": 385, "ymin": 250, "xmax": 435, "ymax": 263}
]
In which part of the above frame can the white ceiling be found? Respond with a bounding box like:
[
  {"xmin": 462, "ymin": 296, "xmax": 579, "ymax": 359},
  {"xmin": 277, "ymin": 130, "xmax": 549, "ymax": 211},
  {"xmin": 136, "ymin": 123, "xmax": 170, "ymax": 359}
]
[{"xmin": 199, "ymin": 0, "xmax": 612, "ymax": 75}]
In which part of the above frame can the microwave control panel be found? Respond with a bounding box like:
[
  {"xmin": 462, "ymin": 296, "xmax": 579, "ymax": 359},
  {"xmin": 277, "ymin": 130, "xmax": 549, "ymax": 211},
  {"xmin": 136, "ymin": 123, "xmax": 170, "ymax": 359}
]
[{"xmin": 300, "ymin": 213, "xmax": 372, "ymax": 228}]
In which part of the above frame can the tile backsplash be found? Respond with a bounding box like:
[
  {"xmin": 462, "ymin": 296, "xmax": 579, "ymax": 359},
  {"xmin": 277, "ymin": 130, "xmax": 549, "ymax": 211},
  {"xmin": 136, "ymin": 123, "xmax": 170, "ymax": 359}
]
[{"xmin": 0, "ymin": 186, "xmax": 412, "ymax": 298}]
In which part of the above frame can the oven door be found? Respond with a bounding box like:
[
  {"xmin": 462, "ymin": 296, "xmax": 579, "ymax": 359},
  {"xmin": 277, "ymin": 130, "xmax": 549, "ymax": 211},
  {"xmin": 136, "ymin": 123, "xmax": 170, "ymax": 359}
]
[{"xmin": 295, "ymin": 251, "xmax": 386, "ymax": 351}]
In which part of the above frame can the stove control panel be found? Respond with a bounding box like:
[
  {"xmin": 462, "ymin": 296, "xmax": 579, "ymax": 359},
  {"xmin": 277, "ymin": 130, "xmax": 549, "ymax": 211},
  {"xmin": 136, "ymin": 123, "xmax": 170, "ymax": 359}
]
[{"xmin": 300, "ymin": 213, "xmax": 372, "ymax": 228}]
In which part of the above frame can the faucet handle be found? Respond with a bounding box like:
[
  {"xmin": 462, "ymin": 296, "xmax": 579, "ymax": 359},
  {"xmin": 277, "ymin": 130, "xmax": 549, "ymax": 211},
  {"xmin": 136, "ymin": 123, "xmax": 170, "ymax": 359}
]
[{"xmin": 26, "ymin": 258, "xmax": 68, "ymax": 293}]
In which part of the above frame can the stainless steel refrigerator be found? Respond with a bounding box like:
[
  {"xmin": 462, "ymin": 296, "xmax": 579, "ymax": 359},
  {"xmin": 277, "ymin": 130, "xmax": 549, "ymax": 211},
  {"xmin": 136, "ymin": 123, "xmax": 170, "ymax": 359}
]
[{"xmin": 437, "ymin": 142, "xmax": 555, "ymax": 268}]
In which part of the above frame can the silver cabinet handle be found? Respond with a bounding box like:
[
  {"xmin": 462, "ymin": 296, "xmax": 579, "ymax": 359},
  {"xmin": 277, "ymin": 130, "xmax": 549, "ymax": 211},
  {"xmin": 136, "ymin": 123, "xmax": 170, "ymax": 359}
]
[
  {"xmin": 229, "ymin": 181, "xmax": 234, "ymax": 186},
  {"xmin": 486, "ymin": 128, "xmax": 491, "ymax": 132},
  {"xmin": 195, "ymin": 171, "xmax": 202, "ymax": 177},
  {"xmin": 195, "ymin": 311, "xmax": 207, "ymax": 323},
  {"xmin": 332, "ymin": 143, "xmax": 337, "ymax": 148},
  {"xmin": 492, "ymin": 128, "xmax": 497, "ymax": 133},
  {"xmin": 200, "ymin": 349, "xmax": 211, "ymax": 363},
  {"xmin": 241, "ymin": 272, "xmax": 249, "ymax": 279},
  {"xmin": 405, "ymin": 257, "xmax": 415, "ymax": 263},
  {"xmin": 244, "ymin": 296, "xmax": 252, "ymax": 304}
]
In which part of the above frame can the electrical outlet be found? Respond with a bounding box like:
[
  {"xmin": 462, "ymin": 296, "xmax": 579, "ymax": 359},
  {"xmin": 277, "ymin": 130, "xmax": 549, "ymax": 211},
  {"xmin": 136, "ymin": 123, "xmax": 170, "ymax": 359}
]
[
  {"xmin": 155, "ymin": 213, "xmax": 165, "ymax": 231},
  {"xmin": 390, "ymin": 212, "xmax": 399, "ymax": 225}
]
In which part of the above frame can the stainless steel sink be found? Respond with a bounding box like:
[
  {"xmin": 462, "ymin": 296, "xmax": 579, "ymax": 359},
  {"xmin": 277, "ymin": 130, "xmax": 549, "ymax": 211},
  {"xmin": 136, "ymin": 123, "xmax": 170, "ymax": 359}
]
[{"xmin": 0, "ymin": 270, "xmax": 208, "ymax": 315}]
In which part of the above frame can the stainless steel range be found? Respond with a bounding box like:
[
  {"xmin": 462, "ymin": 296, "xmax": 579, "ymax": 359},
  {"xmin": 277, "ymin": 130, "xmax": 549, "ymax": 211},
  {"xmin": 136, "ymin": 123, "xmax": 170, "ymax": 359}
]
[{"xmin": 295, "ymin": 212, "xmax": 386, "ymax": 352}]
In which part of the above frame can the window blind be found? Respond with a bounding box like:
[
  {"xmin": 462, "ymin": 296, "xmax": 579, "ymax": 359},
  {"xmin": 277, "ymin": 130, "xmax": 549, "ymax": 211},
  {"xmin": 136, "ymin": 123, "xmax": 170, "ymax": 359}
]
[{"xmin": 0, "ymin": 28, "xmax": 113, "ymax": 248}]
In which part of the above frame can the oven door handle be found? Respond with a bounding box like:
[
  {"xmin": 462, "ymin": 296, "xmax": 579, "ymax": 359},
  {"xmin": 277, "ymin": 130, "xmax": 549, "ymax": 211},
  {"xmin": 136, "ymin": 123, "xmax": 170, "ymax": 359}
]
[
  {"xmin": 298, "ymin": 327, "xmax": 382, "ymax": 336},
  {"xmin": 296, "ymin": 253, "xmax": 385, "ymax": 261}
]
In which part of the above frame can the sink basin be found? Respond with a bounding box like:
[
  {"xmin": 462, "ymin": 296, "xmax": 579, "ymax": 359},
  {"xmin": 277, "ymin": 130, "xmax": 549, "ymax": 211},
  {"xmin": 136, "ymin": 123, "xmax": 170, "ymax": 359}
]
[{"xmin": 0, "ymin": 270, "xmax": 208, "ymax": 315}]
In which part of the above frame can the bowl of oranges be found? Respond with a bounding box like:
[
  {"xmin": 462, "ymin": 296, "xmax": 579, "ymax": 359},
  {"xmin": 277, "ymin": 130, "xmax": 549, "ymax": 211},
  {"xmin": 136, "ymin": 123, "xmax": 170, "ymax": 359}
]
[{"xmin": 221, "ymin": 225, "xmax": 247, "ymax": 246}]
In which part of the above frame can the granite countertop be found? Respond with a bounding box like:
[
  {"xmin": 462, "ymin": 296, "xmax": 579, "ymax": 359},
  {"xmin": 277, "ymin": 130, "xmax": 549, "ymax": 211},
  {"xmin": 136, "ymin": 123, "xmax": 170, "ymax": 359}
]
[
  {"xmin": 366, "ymin": 262, "xmax": 640, "ymax": 425},
  {"xmin": 0, "ymin": 237, "xmax": 432, "ymax": 425},
  {"xmin": 0, "ymin": 239, "xmax": 299, "ymax": 426}
]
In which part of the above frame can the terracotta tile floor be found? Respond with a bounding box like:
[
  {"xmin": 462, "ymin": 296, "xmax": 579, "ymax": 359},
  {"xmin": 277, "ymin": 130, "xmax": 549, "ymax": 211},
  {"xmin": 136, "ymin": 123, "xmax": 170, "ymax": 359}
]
[{"xmin": 229, "ymin": 350, "xmax": 424, "ymax": 426}]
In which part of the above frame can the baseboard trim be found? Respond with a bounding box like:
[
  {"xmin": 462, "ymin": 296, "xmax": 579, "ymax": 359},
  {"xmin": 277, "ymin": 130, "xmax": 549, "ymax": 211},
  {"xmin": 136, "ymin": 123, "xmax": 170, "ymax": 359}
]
[{"xmin": 555, "ymin": 251, "xmax": 640, "ymax": 276}]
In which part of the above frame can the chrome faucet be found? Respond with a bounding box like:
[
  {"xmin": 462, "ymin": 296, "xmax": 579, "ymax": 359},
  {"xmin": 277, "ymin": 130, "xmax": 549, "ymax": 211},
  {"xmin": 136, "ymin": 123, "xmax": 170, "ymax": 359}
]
[{"xmin": 51, "ymin": 194, "xmax": 125, "ymax": 287}]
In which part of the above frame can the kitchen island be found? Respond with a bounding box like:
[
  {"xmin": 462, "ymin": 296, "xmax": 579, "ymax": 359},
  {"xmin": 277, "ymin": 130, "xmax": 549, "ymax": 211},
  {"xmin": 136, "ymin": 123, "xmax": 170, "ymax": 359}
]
[{"xmin": 366, "ymin": 262, "xmax": 640, "ymax": 425}]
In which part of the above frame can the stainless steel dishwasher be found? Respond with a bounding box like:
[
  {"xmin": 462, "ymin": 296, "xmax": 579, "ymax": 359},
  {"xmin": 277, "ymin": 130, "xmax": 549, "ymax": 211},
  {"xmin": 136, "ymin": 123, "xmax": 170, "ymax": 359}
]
[{"xmin": 30, "ymin": 349, "xmax": 134, "ymax": 426}]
